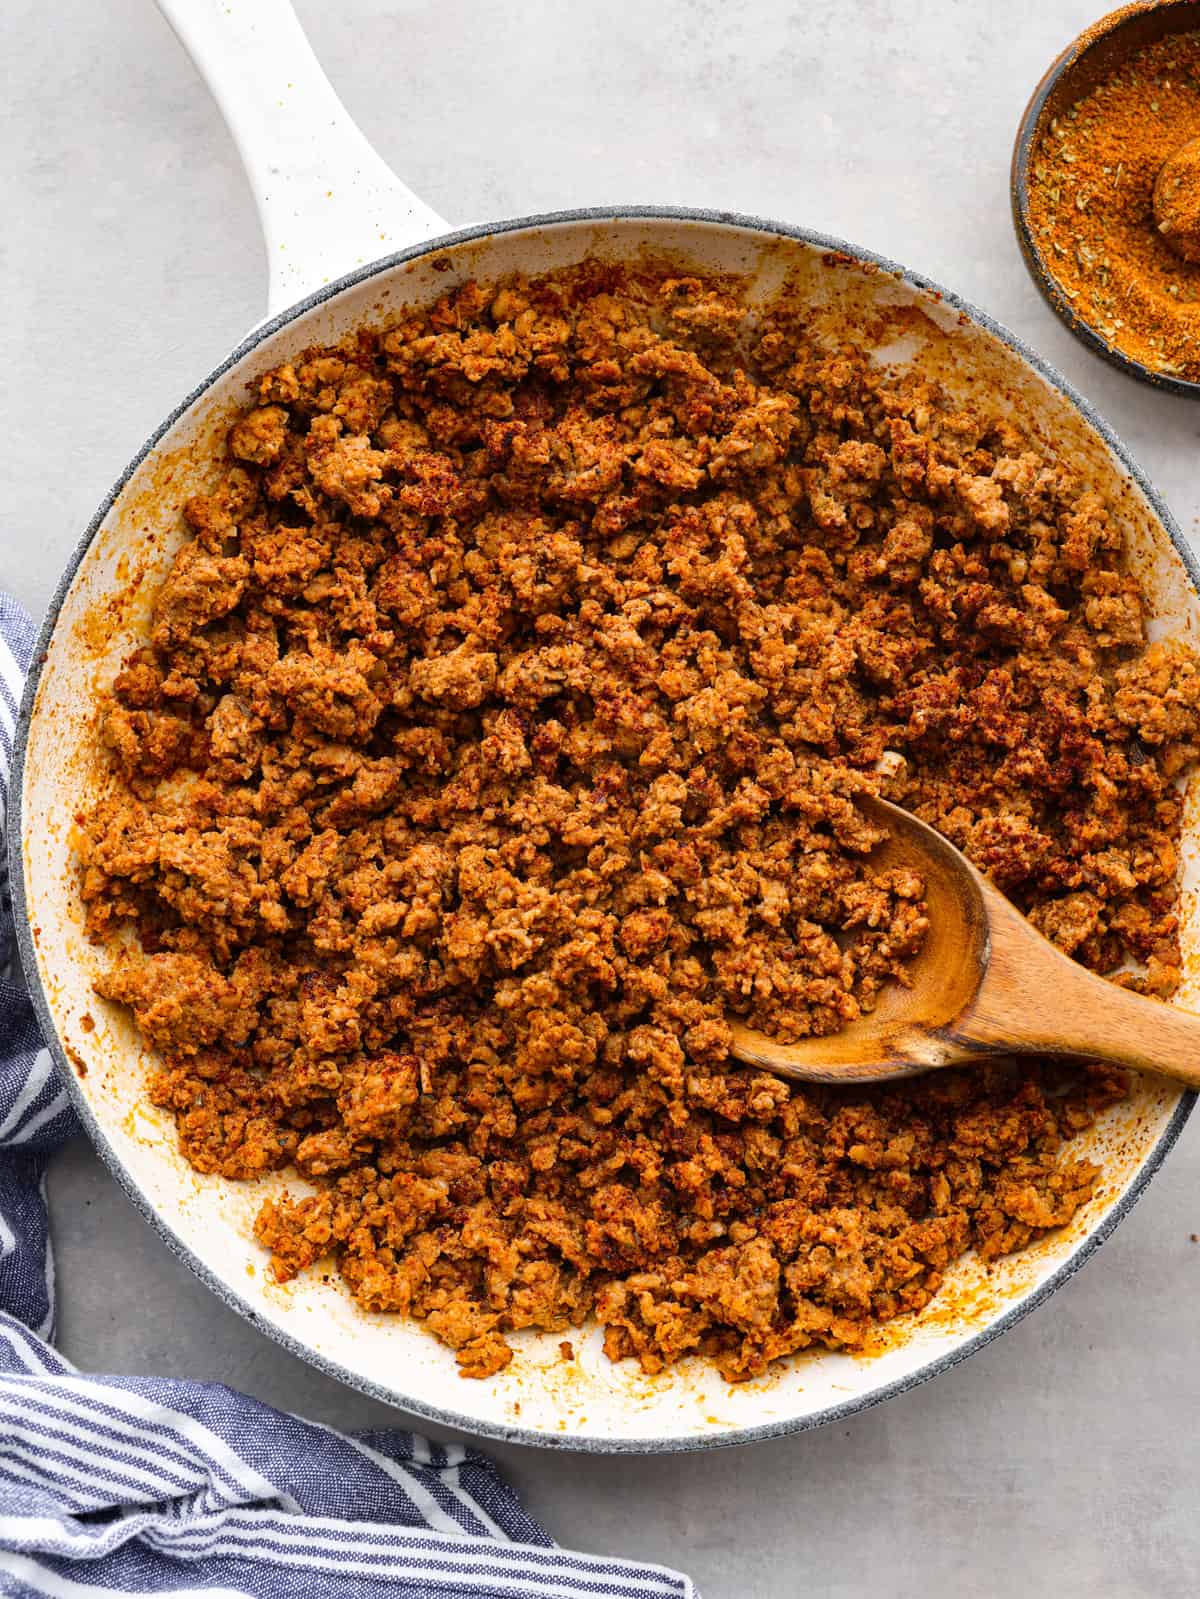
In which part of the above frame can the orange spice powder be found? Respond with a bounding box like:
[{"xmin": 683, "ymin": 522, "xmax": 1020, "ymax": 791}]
[{"xmin": 1026, "ymin": 30, "xmax": 1200, "ymax": 379}]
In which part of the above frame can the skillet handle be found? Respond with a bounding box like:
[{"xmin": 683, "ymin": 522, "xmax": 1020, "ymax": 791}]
[{"xmin": 154, "ymin": 0, "xmax": 450, "ymax": 321}]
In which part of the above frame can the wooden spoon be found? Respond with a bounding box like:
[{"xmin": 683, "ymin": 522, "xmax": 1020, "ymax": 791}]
[{"xmin": 728, "ymin": 795, "xmax": 1200, "ymax": 1088}]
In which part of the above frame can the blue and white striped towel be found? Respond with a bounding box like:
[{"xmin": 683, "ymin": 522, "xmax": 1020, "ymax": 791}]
[{"xmin": 0, "ymin": 593, "xmax": 695, "ymax": 1599}]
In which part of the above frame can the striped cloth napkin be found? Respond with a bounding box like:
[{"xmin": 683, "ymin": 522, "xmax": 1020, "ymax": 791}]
[{"xmin": 0, "ymin": 594, "xmax": 695, "ymax": 1599}]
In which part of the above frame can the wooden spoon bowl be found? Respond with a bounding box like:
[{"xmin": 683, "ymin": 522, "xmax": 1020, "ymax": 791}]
[{"xmin": 730, "ymin": 796, "xmax": 1200, "ymax": 1089}]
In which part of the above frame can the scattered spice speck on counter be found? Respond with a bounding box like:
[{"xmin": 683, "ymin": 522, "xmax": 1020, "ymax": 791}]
[{"xmin": 1026, "ymin": 29, "xmax": 1200, "ymax": 377}]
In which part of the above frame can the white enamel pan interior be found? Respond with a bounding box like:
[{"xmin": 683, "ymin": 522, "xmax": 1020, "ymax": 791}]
[{"xmin": 10, "ymin": 0, "xmax": 1199, "ymax": 1452}]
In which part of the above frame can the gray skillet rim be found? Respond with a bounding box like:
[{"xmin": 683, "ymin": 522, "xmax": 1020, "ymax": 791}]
[{"xmin": 9, "ymin": 203, "xmax": 1196, "ymax": 1454}]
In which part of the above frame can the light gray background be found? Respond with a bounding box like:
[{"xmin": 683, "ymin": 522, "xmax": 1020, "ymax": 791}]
[{"xmin": 5, "ymin": 2, "xmax": 1200, "ymax": 1594}]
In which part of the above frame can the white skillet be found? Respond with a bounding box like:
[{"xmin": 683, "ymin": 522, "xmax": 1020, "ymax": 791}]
[{"xmin": 9, "ymin": 0, "xmax": 1198, "ymax": 1452}]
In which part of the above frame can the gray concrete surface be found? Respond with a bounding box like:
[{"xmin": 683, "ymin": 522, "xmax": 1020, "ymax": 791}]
[{"xmin": 5, "ymin": 1, "xmax": 1200, "ymax": 1593}]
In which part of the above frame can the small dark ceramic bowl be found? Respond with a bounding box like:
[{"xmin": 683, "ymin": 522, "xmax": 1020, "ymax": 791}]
[{"xmin": 1012, "ymin": 0, "xmax": 1200, "ymax": 398}]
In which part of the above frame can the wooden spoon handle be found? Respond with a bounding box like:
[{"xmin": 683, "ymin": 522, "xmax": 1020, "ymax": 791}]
[{"xmin": 959, "ymin": 881, "xmax": 1200, "ymax": 1089}]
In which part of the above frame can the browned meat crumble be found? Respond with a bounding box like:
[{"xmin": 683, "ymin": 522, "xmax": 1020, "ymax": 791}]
[{"xmin": 77, "ymin": 262, "xmax": 1198, "ymax": 1382}]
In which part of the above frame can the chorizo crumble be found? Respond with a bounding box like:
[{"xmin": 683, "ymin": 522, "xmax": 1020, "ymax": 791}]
[{"xmin": 78, "ymin": 262, "xmax": 1198, "ymax": 1382}]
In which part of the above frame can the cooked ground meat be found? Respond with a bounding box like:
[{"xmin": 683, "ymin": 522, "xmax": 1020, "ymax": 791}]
[{"xmin": 77, "ymin": 262, "xmax": 1198, "ymax": 1382}]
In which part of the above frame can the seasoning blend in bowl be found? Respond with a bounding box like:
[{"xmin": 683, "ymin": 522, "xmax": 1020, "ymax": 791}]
[{"xmin": 1014, "ymin": 3, "xmax": 1200, "ymax": 392}]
